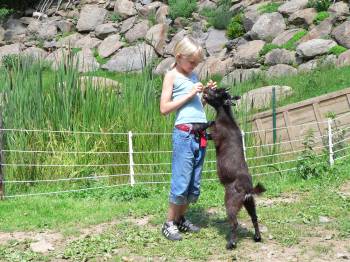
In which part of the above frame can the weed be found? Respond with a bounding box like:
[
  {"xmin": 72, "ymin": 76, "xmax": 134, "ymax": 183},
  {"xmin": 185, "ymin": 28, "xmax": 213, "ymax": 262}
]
[
  {"xmin": 259, "ymin": 43, "xmax": 279, "ymax": 56},
  {"xmin": 258, "ymin": 2, "xmax": 282, "ymax": 13},
  {"xmin": 168, "ymin": 0, "xmax": 197, "ymax": 19},
  {"xmin": 314, "ymin": 11, "xmax": 330, "ymax": 24},
  {"xmin": 307, "ymin": 0, "xmax": 331, "ymax": 12},
  {"xmin": 226, "ymin": 13, "xmax": 245, "ymax": 39},
  {"xmin": 329, "ymin": 45, "xmax": 347, "ymax": 56}
]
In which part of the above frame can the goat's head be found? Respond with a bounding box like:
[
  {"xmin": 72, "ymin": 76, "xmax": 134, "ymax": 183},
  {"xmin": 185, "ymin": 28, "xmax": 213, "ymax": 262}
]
[{"xmin": 203, "ymin": 87, "xmax": 240, "ymax": 108}]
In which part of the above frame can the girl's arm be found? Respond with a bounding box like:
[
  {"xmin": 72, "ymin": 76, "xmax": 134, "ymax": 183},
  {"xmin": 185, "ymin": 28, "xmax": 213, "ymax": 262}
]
[{"xmin": 160, "ymin": 73, "xmax": 203, "ymax": 115}]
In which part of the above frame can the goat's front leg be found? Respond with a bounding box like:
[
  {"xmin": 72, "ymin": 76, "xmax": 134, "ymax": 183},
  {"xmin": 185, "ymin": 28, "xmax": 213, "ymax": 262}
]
[{"xmin": 224, "ymin": 183, "xmax": 244, "ymax": 249}]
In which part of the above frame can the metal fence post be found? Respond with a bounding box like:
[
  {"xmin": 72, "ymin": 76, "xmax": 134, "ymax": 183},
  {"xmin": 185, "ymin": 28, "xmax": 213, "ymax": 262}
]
[
  {"xmin": 327, "ymin": 118, "xmax": 334, "ymax": 166},
  {"xmin": 0, "ymin": 109, "xmax": 4, "ymax": 200},
  {"xmin": 241, "ymin": 130, "xmax": 247, "ymax": 162},
  {"xmin": 128, "ymin": 131, "xmax": 135, "ymax": 186}
]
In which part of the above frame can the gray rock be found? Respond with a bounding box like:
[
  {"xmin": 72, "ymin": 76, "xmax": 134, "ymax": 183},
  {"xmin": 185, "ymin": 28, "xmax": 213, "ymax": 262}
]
[
  {"xmin": 30, "ymin": 239, "xmax": 54, "ymax": 253},
  {"xmin": 251, "ymin": 12, "xmax": 286, "ymax": 42},
  {"xmin": 98, "ymin": 34, "xmax": 123, "ymax": 58},
  {"xmin": 328, "ymin": 2, "xmax": 350, "ymax": 17},
  {"xmin": 114, "ymin": 0, "xmax": 137, "ymax": 18},
  {"xmin": 57, "ymin": 33, "xmax": 84, "ymax": 48},
  {"xmin": 120, "ymin": 16, "xmax": 136, "ymax": 34},
  {"xmin": 288, "ymin": 8, "xmax": 317, "ymax": 27},
  {"xmin": 0, "ymin": 26, "xmax": 4, "ymax": 42},
  {"xmin": 222, "ymin": 68, "xmax": 261, "ymax": 85},
  {"xmin": 298, "ymin": 55, "xmax": 336, "ymax": 72},
  {"xmin": 243, "ymin": 9, "xmax": 260, "ymax": 32},
  {"xmin": 56, "ymin": 20, "xmax": 73, "ymax": 33},
  {"xmin": 265, "ymin": 49, "xmax": 296, "ymax": 65},
  {"xmin": 145, "ymin": 23, "xmax": 168, "ymax": 55},
  {"xmin": 164, "ymin": 29, "xmax": 187, "ymax": 55},
  {"xmin": 155, "ymin": 5, "xmax": 169, "ymax": 24},
  {"xmin": 76, "ymin": 5, "xmax": 107, "ymax": 32},
  {"xmin": 239, "ymin": 85, "xmax": 293, "ymax": 109},
  {"xmin": 102, "ymin": 43, "xmax": 156, "ymax": 72},
  {"xmin": 205, "ymin": 29, "xmax": 228, "ymax": 56},
  {"xmin": 296, "ymin": 39, "xmax": 337, "ymax": 58},
  {"xmin": 74, "ymin": 35, "xmax": 102, "ymax": 49},
  {"xmin": 198, "ymin": 0, "xmax": 216, "ymax": 11},
  {"xmin": 272, "ymin": 29, "xmax": 302, "ymax": 46},
  {"xmin": 196, "ymin": 57, "xmax": 233, "ymax": 79},
  {"xmin": 300, "ymin": 18, "xmax": 333, "ymax": 43},
  {"xmin": 154, "ymin": 57, "xmax": 175, "ymax": 75},
  {"xmin": 95, "ymin": 23, "xmax": 118, "ymax": 39},
  {"xmin": 226, "ymin": 37, "xmax": 248, "ymax": 51},
  {"xmin": 0, "ymin": 43, "xmax": 24, "ymax": 61},
  {"xmin": 336, "ymin": 49, "xmax": 350, "ymax": 67},
  {"xmin": 138, "ymin": 1, "xmax": 163, "ymax": 16},
  {"xmin": 278, "ymin": 0, "xmax": 308, "ymax": 15},
  {"xmin": 37, "ymin": 21, "xmax": 58, "ymax": 40},
  {"xmin": 75, "ymin": 48, "xmax": 100, "ymax": 72},
  {"xmin": 332, "ymin": 21, "xmax": 350, "ymax": 49},
  {"xmin": 233, "ymin": 40, "xmax": 265, "ymax": 67},
  {"xmin": 45, "ymin": 48, "xmax": 70, "ymax": 70},
  {"xmin": 125, "ymin": 20, "xmax": 150, "ymax": 43},
  {"xmin": 267, "ymin": 64, "xmax": 297, "ymax": 78},
  {"xmin": 319, "ymin": 216, "xmax": 331, "ymax": 223},
  {"xmin": 23, "ymin": 47, "xmax": 48, "ymax": 60}
]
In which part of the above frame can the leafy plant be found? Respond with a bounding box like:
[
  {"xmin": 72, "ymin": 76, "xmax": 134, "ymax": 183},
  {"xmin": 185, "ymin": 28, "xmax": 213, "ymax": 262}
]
[
  {"xmin": 201, "ymin": 3, "xmax": 233, "ymax": 30},
  {"xmin": 329, "ymin": 45, "xmax": 347, "ymax": 56},
  {"xmin": 258, "ymin": 2, "xmax": 282, "ymax": 13},
  {"xmin": 226, "ymin": 13, "xmax": 245, "ymax": 39},
  {"xmin": 307, "ymin": 0, "xmax": 331, "ymax": 12},
  {"xmin": 108, "ymin": 12, "xmax": 122, "ymax": 23},
  {"xmin": 314, "ymin": 11, "xmax": 329, "ymax": 24},
  {"xmin": 0, "ymin": 7, "xmax": 13, "ymax": 23},
  {"xmin": 168, "ymin": 0, "xmax": 197, "ymax": 19},
  {"xmin": 259, "ymin": 43, "xmax": 279, "ymax": 56},
  {"xmin": 147, "ymin": 9, "xmax": 157, "ymax": 26},
  {"xmin": 296, "ymin": 130, "xmax": 329, "ymax": 180}
]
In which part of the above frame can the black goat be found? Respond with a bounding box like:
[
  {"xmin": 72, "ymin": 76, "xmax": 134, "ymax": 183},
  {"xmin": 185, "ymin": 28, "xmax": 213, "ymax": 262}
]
[{"xmin": 203, "ymin": 87, "xmax": 266, "ymax": 249}]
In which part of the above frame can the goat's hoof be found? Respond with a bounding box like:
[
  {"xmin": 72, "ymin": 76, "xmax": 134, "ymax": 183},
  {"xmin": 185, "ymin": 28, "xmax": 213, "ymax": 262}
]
[
  {"xmin": 254, "ymin": 235, "xmax": 262, "ymax": 242},
  {"xmin": 226, "ymin": 241, "xmax": 237, "ymax": 250}
]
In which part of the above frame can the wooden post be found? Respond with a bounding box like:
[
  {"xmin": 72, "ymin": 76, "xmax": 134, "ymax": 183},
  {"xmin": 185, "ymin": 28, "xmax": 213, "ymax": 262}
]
[{"xmin": 0, "ymin": 108, "xmax": 4, "ymax": 200}]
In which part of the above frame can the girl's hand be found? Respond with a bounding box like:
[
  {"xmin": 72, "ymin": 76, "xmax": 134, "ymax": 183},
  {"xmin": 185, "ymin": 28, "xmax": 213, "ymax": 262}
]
[
  {"xmin": 189, "ymin": 82, "xmax": 204, "ymax": 98},
  {"xmin": 206, "ymin": 79, "xmax": 217, "ymax": 89}
]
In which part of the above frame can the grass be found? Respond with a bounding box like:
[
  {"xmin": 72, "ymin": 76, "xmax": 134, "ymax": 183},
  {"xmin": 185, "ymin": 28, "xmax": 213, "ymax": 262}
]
[
  {"xmin": 0, "ymin": 161, "xmax": 349, "ymax": 260},
  {"xmin": 258, "ymin": 2, "xmax": 282, "ymax": 14}
]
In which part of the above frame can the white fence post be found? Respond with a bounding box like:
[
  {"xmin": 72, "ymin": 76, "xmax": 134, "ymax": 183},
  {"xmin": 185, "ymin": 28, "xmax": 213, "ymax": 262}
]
[
  {"xmin": 327, "ymin": 118, "xmax": 334, "ymax": 166},
  {"xmin": 241, "ymin": 130, "xmax": 247, "ymax": 162},
  {"xmin": 128, "ymin": 131, "xmax": 135, "ymax": 186}
]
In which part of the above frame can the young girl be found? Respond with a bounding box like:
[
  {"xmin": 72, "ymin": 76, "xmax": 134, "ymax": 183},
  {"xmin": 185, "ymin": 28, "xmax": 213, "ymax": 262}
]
[{"xmin": 160, "ymin": 36, "xmax": 216, "ymax": 241}]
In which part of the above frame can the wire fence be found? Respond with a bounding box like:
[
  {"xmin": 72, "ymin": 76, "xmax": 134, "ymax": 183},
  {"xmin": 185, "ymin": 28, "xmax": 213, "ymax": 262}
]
[{"xmin": 1, "ymin": 116, "xmax": 350, "ymax": 199}]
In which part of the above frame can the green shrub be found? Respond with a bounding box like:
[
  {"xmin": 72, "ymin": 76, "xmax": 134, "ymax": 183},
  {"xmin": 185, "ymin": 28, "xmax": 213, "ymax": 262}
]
[
  {"xmin": 329, "ymin": 45, "xmax": 347, "ymax": 56},
  {"xmin": 314, "ymin": 11, "xmax": 329, "ymax": 24},
  {"xmin": 307, "ymin": 0, "xmax": 331, "ymax": 12},
  {"xmin": 258, "ymin": 2, "xmax": 282, "ymax": 13},
  {"xmin": 281, "ymin": 30, "xmax": 307, "ymax": 50},
  {"xmin": 108, "ymin": 12, "xmax": 122, "ymax": 23},
  {"xmin": 168, "ymin": 0, "xmax": 197, "ymax": 19},
  {"xmin": 226, "ymin": 13, "xmax": 245, "ymax": 39},
  {"xmin": 296, "ymin": 130, "xmax": 330, "ymax": 180},
  {"xmin": 0, "ymin": 7, "xmax": 13, "ymax": 23},
  {"xmin": 207, "ymin": 4, "xmax": 233, "ymax": 29},
  {"xmin": 259, "ymin": 43, "xmax": 279, "ymax": 56}
]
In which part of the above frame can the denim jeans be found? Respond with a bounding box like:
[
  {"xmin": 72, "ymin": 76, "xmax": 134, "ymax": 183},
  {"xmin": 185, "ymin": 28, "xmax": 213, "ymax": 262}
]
[{"xmin": 169, "ymin": 127, "xmax": 206, "ymax": 205}]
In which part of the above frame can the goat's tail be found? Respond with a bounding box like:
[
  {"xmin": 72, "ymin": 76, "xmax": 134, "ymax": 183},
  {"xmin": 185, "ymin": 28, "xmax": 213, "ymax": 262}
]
[{"xmin": 253, "ymin": 183, "xmax": 266, "ymax": 195}]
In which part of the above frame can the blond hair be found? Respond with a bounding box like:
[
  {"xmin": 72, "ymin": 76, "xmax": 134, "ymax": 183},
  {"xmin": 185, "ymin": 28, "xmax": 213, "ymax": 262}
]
[{"xmin": 172, "ymin": 36, "xmax": 204, "ymax": 68}]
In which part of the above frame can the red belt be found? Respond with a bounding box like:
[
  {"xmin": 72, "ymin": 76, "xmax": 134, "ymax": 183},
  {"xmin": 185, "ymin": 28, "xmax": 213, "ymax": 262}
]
[{"xmin": 175, "ymin": 124, "xmax": 207, "ymax": 148}]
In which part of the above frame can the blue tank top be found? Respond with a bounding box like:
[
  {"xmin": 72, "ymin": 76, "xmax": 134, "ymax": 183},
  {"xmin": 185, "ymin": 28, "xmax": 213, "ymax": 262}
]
[{"xmin": 172, "ymin": 73, "xmax": 207, "ymax": 125}]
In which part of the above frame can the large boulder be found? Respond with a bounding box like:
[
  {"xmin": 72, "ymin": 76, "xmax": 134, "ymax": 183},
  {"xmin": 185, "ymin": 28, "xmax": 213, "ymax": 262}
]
[
  {"xmin": 0, "ymin": 43, "xmax": 24, "ymax": 61},
  {"xmin": 195, "ymin": 57, "xmax": 233, "ymax": 79},
  {"xmin": 233, "ymin": 40, "xmax": 265, "ymax": 67},
  {"xmin": 75, "ymin": 48, "xmax": 100, "ymax": 73},
  {"xmin": 300, "ymin": 18, "xmax": 333, "ymax": 43},
  {"xmin": 164, "ymin": 29, "xmax": 187, "ymax": 55},
  {"xmin": 114, "ymin": 0, "xmax": 137, "ymax": 18},
  {"xmin": 76, "ymin": 5, "xmax": 107, "ymax": 32},
  {"xmin": 239, "ymin": 85, "xmax": 293, "ymax": 109},
  {"xmin": 102, "ymin": 43, "xmax": 157, "ymax": 72},
  {"xmin": 222, "ymin": 68, "xmax": 261, "ymax": 86},
  {"xmin": 278, "ymin": 0, "xmax": 308, "ymax": 15},
  {"xmin": 205, "ymin": 29, "xmax": 228, "ymax": 56},
  {"xmin": 154, "ymin": 57, "xmax": 175, "ymax": 75},
  {"xmin": 332, "ymin": 21, "xmax": 350, "ymax": 49},
  {"xmin": 145, "ymin": 24, "xmax": 168, "ymax": 55},
  {"xmin": 74, "ymin": 35, "xmax": 101, "ymax": 49},
  {"xmin": 328, "ymin": 2, "xmax": 350, "ymax": 17},
  {"xmin": 94, "ymin": 23, "xmax": 118, "ymax": 39},
  {"xmin": 298, "ymin": 55, "xmax": 336, "ymax": 72},
  {"xmin": 98, "ymin": 34, "xmax": 123, "ymax": 58},
  {"xmin": 336, "ymin": 49, "xmax": 350, "ymax": 67},
  {"xmin": 296, "ymin": 39, "xmax": 337, "ymax": 58},
  {"xmin": 267, "ymin": 64, "xmax": 298, "ymax": 78},
  {"xmin": 125, "ymin": 20, "xmax": 150, "ymax": 43},
  {"xmin": 288, "ymin": 8, "xmax": 317, "ymax": 27},
  {"xmin": 250, "ymin": 12, "xmax": 286, "ymax": 41},
  {"xmin": 265, "ymin": 49, "xmax": 296, "ymax": 65},
  {"xmin": 23, "ymin": 47, "xmax": 48, "ymax": 60}
]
